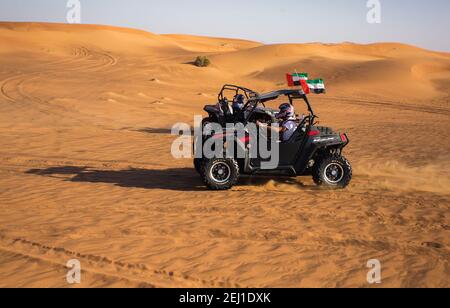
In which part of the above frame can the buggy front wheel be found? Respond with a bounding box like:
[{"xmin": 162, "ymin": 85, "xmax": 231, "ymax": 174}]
[{"xmin": 313, "ymin": 156, "xmax": 352, "ymax": 189}]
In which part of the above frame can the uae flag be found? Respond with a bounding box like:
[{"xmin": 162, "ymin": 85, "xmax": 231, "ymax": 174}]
[
  {"xmin": 286, "ymin": 73, "xmax": 308, "ymax": 86},
  {"xmin": 307, "ymin": 79, "xmax": 326, "ymax": 94},
  {"xmin": 286, "ymin": 73, "xmax": 310, "ymax": 94}
]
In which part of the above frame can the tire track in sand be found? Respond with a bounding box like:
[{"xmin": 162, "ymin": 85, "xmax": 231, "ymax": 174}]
[
  {"xmin": 46, "ymin": 46, "xmax": 118, "ymax": 72},
  {"xmin": 49, "ymin": 46, "xmax": 118, "ymax": 72},
  {"xmin": 0, "ymin": 73, "xmax": 72, "ymax": 117},
  {"xmin": 0, "ymin": 45, "xmax": 120, "ymax": 123},
  {"xmin": 0, "ymin": 234, "xmax": 244, "ymax": 288},
  {"xmin": 0, "ymin": 247, "xmax": 156, "ymax": 288},
  {"xmin": 0, "ymin": 74, "xmax": 28, "ymax": 104},
  {"xmin": 0, "ymin": 45, "xmax": 119, "ymax": 106},
  {"xmin": 0, "ymin": 72, "xmax": 123, "ymax": 127}
]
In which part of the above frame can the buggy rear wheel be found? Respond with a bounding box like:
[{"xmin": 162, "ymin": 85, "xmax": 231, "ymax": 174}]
[
  {"xmin": 313, "ymin": 156, "xmax": 352, "ymax": 189},
  {"xmin": 202, "ymin": 158, "xmax": 239, "ymax": 190}
]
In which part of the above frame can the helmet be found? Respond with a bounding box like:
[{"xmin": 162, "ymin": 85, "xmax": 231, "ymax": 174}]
[
  {"xmin": 276, "ymin": 103, "xmax": 295, "ymax": 120},
  {"xmin": 234, "ymin": 94, "xmax": 245, "ymax": 103},
  {"xmin": 232, "ymin": 94, "xmax": 245, "ymax": 111},
  {"xmin": 233, "ymin": 94, "xmax": 245, "ymax": 105}
]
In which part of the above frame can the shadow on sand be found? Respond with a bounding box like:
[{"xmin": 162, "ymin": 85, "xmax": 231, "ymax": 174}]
[
  {"xmin": 26, "ymin": 166, "xmax": 207, "ymax": 192},
  {"xmin": 26, "ymin": 166, "xmax": 320, "ymax": 192},
  {"xmin": 135, "ymin": 127, "xmax": 195, "ymax": 135},
  {"xmin": 135, "ymin": 128, "xmax": 172, "ymax": 135}
]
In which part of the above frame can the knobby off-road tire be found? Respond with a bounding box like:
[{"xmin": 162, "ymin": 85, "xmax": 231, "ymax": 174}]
[
  {"xmin": 313, "ymin": 156, "xmax": 352, "ymax": 189},
  {"xmin": 202, "ymin": 158, "xmax": 240, "ymax": 190}
]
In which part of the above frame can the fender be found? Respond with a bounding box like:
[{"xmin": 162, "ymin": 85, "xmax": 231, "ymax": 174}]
[{"xmin": 294, "ymin": 133, "xmax": 349, "ymax": 174}]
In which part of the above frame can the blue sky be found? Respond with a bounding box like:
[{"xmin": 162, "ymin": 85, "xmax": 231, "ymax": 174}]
[{"xmin": 1, "ymin": 0, "xmax": 449, "ymax": 51}]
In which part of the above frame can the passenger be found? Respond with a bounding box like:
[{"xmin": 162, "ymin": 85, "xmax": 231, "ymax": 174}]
[{"xmin": 257, "ymin": 103, "xmax": 297, "ymax": 142}]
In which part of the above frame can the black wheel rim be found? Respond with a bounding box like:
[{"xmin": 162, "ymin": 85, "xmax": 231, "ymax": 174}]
[
  {"xmin": 324, "ymin": 163, "xmax": 344, "ymax": 184},
  {"xmin": 210, "ymin": 162, "xmax": 231, "ymax": 183}
]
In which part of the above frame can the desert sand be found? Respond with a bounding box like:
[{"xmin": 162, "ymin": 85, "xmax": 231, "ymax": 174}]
[{"xmin": 0, "ymin": 22, "xmax": 449, "ymax": 288}]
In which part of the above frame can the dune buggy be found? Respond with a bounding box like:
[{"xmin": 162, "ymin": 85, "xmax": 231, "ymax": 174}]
[{"xmin": 194, "ymin": 85, "xmax": 352, "ymax": 190}]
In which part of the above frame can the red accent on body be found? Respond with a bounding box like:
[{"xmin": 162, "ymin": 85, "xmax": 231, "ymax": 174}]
[
  {"xmin": 308, "ymin": 130, "xmax": 320, "ymax": 137},
  {"xmin": 239, "ymin": 136, "xmax": 251, "ymax": 143},
  {"xmin": 212, "ymin": 133, "xmax": 233, "ymax": 139}
]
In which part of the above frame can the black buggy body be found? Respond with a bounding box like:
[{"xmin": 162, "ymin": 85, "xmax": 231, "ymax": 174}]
[{"xmin": 195, "ymin": 85, "xmax": 352, "ymax": 190}]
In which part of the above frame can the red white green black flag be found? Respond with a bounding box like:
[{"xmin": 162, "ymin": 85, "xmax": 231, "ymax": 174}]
[
  {"xmin": 286, "ymin": 73, "xmax": 310, "ymax": 94},
  {"xmin": 307, "ymin": 79, "xmax": 325, "ymax": 94},
  {"xmin": 286, "ymin": 72, "xmax": 325, "ymax": 94}
]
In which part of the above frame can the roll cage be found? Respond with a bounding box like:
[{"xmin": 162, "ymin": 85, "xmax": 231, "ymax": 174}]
[{"xmin": 218, "ymin": 84, "xmax": 317, "ymax": 126}]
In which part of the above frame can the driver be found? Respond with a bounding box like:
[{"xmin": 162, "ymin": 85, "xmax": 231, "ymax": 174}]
[{"xmin": 257, "ymin": 103, "xmax": 298, "ymax": 142}]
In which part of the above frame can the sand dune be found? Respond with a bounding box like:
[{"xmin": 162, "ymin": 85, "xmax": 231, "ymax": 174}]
[
  {"xmin": 209, "ymin": 43, "xmax": 450, "ymax": 100},
  {"xmin": 163, "ymin": 34, "xmax": 262, "ymax": 52},
  {"xmin": 0, "ymin": 22, "xmax": 448, "ymax": 288}
]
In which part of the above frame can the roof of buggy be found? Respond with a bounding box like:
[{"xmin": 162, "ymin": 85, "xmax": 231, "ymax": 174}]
[
  {"xmin": 218, "ymin": 85, "xmax": 306, "ymax": 103},
  {"xmin": 257, "ymin": 89, "xmax": 306, "ymax": 102}
]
